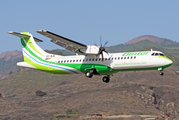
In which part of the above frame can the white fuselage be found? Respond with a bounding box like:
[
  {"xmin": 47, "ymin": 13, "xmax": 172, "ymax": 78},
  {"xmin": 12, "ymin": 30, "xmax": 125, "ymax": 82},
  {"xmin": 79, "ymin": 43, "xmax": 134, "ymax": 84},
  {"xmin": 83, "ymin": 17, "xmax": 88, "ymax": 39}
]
[{"xmin": 44, "ymin": 50, "xmax": 172, "ymax": 72}]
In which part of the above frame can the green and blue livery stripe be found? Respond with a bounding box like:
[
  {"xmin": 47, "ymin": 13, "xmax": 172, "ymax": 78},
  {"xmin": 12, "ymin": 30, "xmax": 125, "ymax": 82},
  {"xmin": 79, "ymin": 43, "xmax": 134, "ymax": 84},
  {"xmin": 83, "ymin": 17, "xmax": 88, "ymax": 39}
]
[
  {"xmin": 20, "ymin": 36, "xmax": 76, "ymax": 73},
  {"xmin": 22, "ymin": 49, "xmax": 78, "ymax": 74}
]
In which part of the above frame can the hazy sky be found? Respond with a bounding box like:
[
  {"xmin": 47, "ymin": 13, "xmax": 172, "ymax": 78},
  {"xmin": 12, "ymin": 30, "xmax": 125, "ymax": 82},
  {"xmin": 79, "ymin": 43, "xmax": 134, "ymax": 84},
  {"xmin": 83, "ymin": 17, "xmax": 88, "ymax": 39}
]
[{"xmin": 1, "ymin": 0, "xmax": 179, "ymax": 53}]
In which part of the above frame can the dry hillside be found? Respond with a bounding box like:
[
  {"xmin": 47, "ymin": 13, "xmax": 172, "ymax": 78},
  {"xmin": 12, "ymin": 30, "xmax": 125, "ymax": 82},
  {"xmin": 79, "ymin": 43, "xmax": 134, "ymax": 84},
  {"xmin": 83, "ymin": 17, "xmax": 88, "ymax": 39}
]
[
  {"xmin": 0, "ymin": 67, "xmax": 179, "ymax": 119},
  {"xmin": 0, "ymin": 51, "xmax": 22, "ymax": 61}
]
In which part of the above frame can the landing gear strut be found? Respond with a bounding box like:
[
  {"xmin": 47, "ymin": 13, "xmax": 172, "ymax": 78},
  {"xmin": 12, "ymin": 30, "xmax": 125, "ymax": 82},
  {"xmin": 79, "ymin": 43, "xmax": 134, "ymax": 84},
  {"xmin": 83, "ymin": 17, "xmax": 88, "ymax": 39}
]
[
  {"xmin": 158, "ymin": 68, "xmax": 164, "ymax": 76},
  {"xmin": 102, "ymin": 76, "xmax": 110, "ymax": 83}
]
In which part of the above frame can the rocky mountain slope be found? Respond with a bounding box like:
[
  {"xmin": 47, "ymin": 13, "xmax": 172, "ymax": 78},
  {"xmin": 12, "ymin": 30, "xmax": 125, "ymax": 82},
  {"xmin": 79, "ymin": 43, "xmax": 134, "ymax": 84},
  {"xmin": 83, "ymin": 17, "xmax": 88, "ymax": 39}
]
[
  {"xmin": 0, "ymin": 51, "xmax": 22, "ymax": 61},
  {"xmin": 0, "ymin": 51, "xmax": 23, "ymax": 79},
  {"xmin": 125, "ymin": 35, "xmax": 165, "ymax": 45}
]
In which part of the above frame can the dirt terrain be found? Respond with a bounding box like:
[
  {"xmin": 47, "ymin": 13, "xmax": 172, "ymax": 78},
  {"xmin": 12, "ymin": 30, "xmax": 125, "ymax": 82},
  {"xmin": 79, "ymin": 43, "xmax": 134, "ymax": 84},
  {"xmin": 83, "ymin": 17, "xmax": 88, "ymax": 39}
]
[{"xmin": 0, "ymin": 67, "xmax": 179, "ymax": 120}]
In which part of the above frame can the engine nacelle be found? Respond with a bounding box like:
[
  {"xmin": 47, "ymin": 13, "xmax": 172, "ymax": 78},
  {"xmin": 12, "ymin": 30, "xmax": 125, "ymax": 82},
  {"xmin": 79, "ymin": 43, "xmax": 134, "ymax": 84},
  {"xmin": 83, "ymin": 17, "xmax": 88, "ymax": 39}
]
[{"xmin": 80, "ymin": 45, "xmax": 99, "ymax": 54}]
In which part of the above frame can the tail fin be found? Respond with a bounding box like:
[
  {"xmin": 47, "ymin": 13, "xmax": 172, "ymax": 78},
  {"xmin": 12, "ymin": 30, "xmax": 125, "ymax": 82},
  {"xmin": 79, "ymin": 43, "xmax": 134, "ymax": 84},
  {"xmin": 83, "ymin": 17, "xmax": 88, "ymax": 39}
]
[{"xmin": 8, "ymin": 32, "xmax": 49, "ymax": 62}]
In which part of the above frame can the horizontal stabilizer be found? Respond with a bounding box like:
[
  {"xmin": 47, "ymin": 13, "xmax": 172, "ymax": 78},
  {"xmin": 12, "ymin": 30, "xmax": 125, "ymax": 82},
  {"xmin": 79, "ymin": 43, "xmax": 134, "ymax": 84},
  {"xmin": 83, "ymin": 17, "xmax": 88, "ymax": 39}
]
[
  {"xmin": 17, "ymin": 62, "xmax": 36, "ymax": 69},
  {"xmin": 8, "ymin": 31, "xmax": 43, "ymax": 42}
]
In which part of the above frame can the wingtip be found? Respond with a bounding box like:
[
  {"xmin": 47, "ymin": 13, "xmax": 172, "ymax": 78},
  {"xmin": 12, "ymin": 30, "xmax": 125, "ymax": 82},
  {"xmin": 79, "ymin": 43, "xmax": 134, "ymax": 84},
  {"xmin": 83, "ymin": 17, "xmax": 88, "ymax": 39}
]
[{"xmin": 7, "ymin": 31, "xmax": 14, "ymax": 34}]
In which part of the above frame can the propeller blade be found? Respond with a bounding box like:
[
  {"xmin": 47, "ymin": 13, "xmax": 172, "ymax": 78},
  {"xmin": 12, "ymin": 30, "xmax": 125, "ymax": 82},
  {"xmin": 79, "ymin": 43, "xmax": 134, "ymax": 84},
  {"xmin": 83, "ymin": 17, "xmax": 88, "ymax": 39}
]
[
  {"xmin": 95, "ymin": 50, "xmax": 101, "ymax": 58},
  {"xmin": 104, "ymin": 50, "xmax": 109, "ymax": 54},
  {"xmin": 100, "ymin": 36, "xmax": 102, "ymax": 47},
  {"xmin": 103, "ymin": 41, "xmax": 108, "ymax": 47},
  {"xmin": 94, "ymin": 43, "xmax": 99, "ymax": 47},
  {"xmin": 101, "ymin": 52, "xmax": 104, "ymax": 63}
]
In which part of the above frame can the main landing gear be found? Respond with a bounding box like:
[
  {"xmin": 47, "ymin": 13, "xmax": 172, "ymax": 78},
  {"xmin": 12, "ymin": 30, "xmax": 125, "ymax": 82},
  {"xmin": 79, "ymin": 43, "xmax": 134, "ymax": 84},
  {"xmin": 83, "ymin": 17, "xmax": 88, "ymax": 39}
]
[
  {"xmin": 85, "ymin": 71, "xmax": 93, "ymax": 78},
  {"xmin": 102, "ymin": 76, "xmax": 110, "ymax": 83},
  {"xmin": 85, "ymin": 69, "xmax": 110, "ymax": 83},
  {"xmin": 85, "ymin": 68, "xmax": 96, "ymax": 78}
]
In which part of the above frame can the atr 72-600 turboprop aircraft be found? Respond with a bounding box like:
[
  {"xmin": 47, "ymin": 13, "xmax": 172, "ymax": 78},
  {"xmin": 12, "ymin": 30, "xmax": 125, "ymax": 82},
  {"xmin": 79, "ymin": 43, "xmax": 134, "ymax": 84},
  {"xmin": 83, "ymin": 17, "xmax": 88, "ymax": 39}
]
[{"xmin": 8, "ymin": 30, "xmax": 173, "ymax": 83}]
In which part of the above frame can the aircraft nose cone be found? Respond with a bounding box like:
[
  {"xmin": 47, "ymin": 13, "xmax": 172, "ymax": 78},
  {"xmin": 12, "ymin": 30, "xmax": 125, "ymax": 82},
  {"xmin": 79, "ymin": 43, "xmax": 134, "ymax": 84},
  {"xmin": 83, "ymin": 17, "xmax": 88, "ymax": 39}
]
[
  {"xmin": 167, "ymin": 58, "xmax": 173, "ymax": 66},
  {"xmin": 169, "ymin": 59, "xmax": 173, "ymax": 64}
]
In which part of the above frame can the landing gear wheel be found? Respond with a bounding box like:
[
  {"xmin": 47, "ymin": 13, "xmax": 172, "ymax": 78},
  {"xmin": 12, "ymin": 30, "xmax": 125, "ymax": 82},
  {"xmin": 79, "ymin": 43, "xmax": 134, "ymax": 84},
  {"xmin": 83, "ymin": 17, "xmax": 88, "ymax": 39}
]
[
  {"xmin": 160, "ymin": 72, "xmax": 164, "ymax": 76},
  {"xmin": 102, "ymin": 76, "xmax": 110, "ymax": 83},
  {"xmin": 85, "ymin": 71, "xmax": 93, "ymax": 78}
]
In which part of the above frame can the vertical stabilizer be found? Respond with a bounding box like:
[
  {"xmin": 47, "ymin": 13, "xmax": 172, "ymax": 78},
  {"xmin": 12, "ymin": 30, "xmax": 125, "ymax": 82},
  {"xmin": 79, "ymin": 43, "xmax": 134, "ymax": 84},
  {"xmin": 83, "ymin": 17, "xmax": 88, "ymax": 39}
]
[{"xmin": 8, "ymin": 32, "xmax": 48, "ymax": 62}]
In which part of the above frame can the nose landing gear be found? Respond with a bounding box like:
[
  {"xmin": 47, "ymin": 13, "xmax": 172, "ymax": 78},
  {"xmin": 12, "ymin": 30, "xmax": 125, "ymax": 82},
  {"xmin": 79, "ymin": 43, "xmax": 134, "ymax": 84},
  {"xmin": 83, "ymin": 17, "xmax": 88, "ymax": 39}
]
[
  {"xmin": 158, "ymin": 67, "xmax": 164, "ymax": 76},
  {"xmin": 158, "ymin": 68, "xmax": 164, "ymax": 76},
  {"xmin": 159, "ymin": 71, "xmax": 164, "ymax": 76}
]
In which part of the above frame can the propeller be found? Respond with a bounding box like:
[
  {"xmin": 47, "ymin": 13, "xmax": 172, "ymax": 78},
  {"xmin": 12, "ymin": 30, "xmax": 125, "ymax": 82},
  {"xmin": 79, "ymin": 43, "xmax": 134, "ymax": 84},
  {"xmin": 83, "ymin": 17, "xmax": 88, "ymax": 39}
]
[{"xmin": 94, "ymin": 37, "xmax": 109, "ymax": 63}]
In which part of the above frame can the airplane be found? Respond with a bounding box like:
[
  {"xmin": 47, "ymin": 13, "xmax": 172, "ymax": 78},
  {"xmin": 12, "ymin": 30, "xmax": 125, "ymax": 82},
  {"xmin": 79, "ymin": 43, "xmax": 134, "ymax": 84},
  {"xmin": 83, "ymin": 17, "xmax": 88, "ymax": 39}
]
[{"xmin": 8, "ymin": 30, "xmax": 173, "ymax": 83}]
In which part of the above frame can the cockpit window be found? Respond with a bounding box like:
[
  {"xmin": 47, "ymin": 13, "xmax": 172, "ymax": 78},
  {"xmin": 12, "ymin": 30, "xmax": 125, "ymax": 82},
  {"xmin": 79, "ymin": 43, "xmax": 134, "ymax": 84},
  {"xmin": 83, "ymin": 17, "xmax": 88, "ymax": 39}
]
[
  {"xmin": 159, "ymin": 53, "xmax": 165, "ymax": 56},
  {"xmin": 151, "ymin": 52, "xmax": 165, "ymax": 56},
  {"xmin": 155, "ymin": 53, "xmax": 159, "ymax": 56}
]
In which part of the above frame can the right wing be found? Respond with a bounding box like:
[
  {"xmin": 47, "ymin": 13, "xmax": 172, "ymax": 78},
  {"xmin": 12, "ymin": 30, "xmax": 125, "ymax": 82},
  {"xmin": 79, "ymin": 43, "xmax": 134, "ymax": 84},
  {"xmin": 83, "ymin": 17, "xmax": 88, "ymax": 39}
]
[{"xmin": 37, "ymin": 30, "xmax": 87, "ymax": 53}]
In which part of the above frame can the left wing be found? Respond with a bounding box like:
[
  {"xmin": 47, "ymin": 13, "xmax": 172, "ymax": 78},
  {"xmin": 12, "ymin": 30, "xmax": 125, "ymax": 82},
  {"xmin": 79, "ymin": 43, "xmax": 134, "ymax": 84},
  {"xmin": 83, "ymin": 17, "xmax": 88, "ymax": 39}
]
[{"xmin": 37, "ymin": 30, "xmax": 88, "ymax": 53}]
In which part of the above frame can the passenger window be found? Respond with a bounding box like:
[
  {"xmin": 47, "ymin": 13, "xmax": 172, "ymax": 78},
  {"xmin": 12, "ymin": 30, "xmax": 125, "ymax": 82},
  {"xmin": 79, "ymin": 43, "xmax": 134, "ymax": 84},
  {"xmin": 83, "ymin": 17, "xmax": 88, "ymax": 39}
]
[
  {"xmin": 73, "ymin": 60, "xmax": 75, "ymax": 62},
  {"xmin": 121, "ymin": 57, "xmax": 123, "ymax": 59},
  {"xmin": 92, "ymin": 59, "xmax": 94, "ymax": 61},
  {"xmin": 115, "ymin": 57, "xmax": 117, "ymax": 60},
  {"xmin": 83, "ymin": 59, "xmax": 85, "ymax": 62},
  {"xmin": 134, "ymin": 56, "xmax": 136, "ymax": 59},
  {"xmin": 86, "ymin": 59, "xmax": 88, "ymax": 61},
  {"xmin": 118, "ymin": 57, "xmax": 120, "ymax": 60},
  {"xmin": 64, "ymin": 60, "xmax": 66, "ymax": 63},
  {"xmin": 61, "ymin": 61, "xmax": 63, "ymax": 63},
  {"xmin": 108, "ymin": 58, "xmax": 110, "ymax": 60},
  {"xmin": 89, "ymin": 59, "xmax": 91, "ymax": 61},
  {"xmin": 127, "ymin": 57, "xmax": 129, "ymax": 59},
  {"xmin": 96, "ymin": 58, "xmax": 98, "ymax": 61},
  {"xmin": 67, "ymin": 60, "xmax": 69, "ymax": 63},
  {"xmin": 76, "ymin": 60, "xmax": 78, "ymax": 62},
  {"xmin": 105, "ymin": 58, "xmax": 107, "ymax": 60},
  {"xmin": 58, "ymin": 61, "xmax": 60, "ymax": 63},
  {"xmin": 99, "ymin": 58, "xmax": 101, "ymax": 61},
  {"xmin": 124, "ymin": 57, "xmax": 126, "ymax": 59},
  {"xmin": 131, "ymin": 56, "xmax": 133, "ymax": 59},
  {"xmin": 112, "ymin": 58, "xmax": 113, "ymax": 60},
  {"xmin": 79, "ymin": 59, "xmax": 81, "ymax": 62},
  {"xmin": 70, "ymin": 60, "xmax": 72, "ymax": 62}
]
